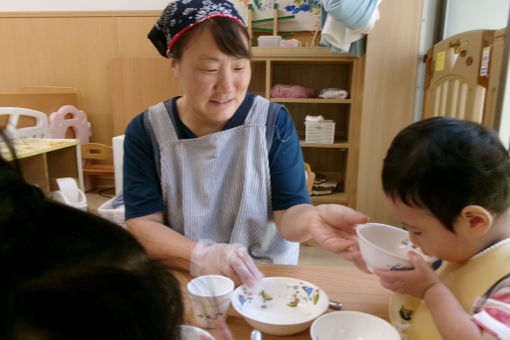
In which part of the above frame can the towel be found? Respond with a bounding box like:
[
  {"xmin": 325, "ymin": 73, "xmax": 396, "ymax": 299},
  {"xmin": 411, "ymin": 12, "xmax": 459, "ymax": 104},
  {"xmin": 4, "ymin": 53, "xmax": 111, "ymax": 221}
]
[{"xmin": 320, "ymin": 0, "xmax": 381, "ymax": 55}]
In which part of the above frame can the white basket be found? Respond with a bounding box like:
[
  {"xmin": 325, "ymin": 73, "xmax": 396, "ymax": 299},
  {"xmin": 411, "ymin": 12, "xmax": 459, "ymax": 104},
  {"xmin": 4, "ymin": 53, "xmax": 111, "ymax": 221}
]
[
  {"xmin": 98, "ymin": 197, "xmax": 126, "ymax": 228},
  {"xmin": 305, "ymin": 120, "xmax": 335, "ymax": 144}
]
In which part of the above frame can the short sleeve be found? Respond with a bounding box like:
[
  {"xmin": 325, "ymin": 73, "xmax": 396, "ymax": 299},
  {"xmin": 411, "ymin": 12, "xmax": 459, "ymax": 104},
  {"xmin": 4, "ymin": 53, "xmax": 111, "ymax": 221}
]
[
  {"xmin": 123, "ymin": 113, "xmax": 165, "ymax": 220},
  {"xmin": 269, "ymin": 107, "xmax": 312, "ymax": 211},
  {"xmin": 471, "ymin": 279, "xmax": 510, "ymax": 339}
]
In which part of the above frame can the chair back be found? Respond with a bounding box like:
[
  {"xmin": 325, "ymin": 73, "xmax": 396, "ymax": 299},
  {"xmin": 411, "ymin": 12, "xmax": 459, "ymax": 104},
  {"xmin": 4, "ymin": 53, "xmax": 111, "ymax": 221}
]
[
  {"xmin": 304, "ymin": 162, "xmax": 316, "ymax": 194},
  {"xmin": 81, "ymin": 143, "xmax": 115, "ymax": 191},
  {"xmin": 0, "ymin": 107, "xmax": 50, "ymax": 139},
  {"xmin": 49, "ymin": 105, "xmax": 90, "ymax": 144}
]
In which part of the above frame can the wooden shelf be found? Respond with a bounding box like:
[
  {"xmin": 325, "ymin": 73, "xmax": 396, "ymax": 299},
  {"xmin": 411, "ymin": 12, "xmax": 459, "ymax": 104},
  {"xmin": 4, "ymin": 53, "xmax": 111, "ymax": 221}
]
[
  {"xmin": 250, "ymin": 49, "xmax": 363, "ymax": 208},
  {"xmin": 271, "ymin": 98, "xmax": 351, "ymax": 104},
  {"xmin": 300, "ymin": 141, "xmax": 349, "ymax": 149},
  {"xmin": 311, "ymin": 192, "xmax": 348, "ymax": 205},
  {"xmin": 252, "ymin": 47, "xmax": 358, "ymax": 61}
]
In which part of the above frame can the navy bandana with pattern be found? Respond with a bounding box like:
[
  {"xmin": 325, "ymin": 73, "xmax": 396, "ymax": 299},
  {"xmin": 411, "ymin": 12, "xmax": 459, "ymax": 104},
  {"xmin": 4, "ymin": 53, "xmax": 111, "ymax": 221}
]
[{"xmin": 148, "ymin": 0, "xmax": 245, "ymax": 58}]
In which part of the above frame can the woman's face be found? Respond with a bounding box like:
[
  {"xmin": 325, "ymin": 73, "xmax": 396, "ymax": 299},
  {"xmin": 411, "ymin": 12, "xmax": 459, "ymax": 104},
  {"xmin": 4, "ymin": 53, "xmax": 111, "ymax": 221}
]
[{"xmin": 171, "ymin": 26, "xmax": 251, "ymax": 132}]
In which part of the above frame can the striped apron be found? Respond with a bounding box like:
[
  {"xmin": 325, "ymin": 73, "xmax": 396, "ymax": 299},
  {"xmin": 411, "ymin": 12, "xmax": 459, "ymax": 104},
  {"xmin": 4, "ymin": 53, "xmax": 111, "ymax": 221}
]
[{"xmin": 146, "ymin": 96, "xmax": 299, "ymax": 264}]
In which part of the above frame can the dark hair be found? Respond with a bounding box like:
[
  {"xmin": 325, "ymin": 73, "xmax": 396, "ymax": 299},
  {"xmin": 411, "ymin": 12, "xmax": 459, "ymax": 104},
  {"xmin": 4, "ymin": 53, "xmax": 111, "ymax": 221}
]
[
  {"xmin": 169, "ymin": 16, "xmax": 251, "ymax": 60},
  {"xmin": 382, "ymin": 117, "xmax": 510, "ymax": 231},
  {"xmin": 0, "ymin": 131, "xmax": 183, "ymax": 340}
]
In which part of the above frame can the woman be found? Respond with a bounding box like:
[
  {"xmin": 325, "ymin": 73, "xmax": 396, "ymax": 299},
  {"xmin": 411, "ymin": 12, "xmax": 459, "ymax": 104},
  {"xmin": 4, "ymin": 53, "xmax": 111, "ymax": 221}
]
[{"xmin": 123, "ymin": 0, "xmax": 368, "ymax": 287}]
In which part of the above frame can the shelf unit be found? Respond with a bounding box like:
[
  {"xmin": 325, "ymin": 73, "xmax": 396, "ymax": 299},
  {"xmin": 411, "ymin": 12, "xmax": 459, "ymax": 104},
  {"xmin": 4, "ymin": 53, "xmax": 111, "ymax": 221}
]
[{"xmin": 251, "ymin": 47, "xmax": 364, "ymax": 207}]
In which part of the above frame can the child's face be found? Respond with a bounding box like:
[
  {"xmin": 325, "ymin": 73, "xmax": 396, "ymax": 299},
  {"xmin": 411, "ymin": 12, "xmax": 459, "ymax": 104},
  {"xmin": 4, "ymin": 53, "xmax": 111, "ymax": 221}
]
[{"xmin": 384, "ymin": 196, "xmax": 476, "ymax": 262}]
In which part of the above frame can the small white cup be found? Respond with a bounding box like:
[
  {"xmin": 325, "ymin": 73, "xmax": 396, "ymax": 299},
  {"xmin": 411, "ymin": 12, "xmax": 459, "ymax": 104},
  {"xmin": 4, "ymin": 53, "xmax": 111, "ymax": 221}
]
[
  {"xmin": 187, "ymin": 275, "xmax": 234, "ymax": 329},
  {"xmin": 356, "ymin": 223, "xmax": 435, "ymax": 272}
]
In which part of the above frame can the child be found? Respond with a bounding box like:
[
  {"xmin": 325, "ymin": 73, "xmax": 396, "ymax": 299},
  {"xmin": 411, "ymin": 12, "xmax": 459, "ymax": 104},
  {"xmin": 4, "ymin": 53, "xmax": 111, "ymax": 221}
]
[
  {"xmin": 374, "ymin": 117, "xmax": 510, "ymax": 340},
  {"xmin": 0, "ymin": 130, "xmax": 185, "ymax": 340}
]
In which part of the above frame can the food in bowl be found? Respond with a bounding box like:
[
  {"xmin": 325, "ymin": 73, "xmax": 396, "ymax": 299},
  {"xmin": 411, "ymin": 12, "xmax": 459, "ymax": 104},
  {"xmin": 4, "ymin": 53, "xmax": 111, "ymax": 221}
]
[
  {"xmin": 310, "ymin": 311, "xmax": 400, "ymax": 340},
  {"xmin": 356, "ymin": 223, "xmax": 435, "ymax": 272},
  {"xmin": 231, "ymin": 277, "xmax": 329, "ymax": 336}
]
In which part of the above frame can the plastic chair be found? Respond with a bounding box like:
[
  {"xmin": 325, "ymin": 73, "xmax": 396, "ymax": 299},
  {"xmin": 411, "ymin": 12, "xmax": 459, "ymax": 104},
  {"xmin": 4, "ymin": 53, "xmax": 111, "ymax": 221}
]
[
  {"xmin": 0, "ymin": 107, "xmax": 50, "ymax": 139},
  {"xmin": 304, "ymin": 162, "xmax": 316, "ymax": 194},
  {"xmin": 81, "ymin": 143, "xmax": 115, "ymax": 191},
  {"xmin": 49, "ymin": 105, "xmax": 90, "ymax": 144}
]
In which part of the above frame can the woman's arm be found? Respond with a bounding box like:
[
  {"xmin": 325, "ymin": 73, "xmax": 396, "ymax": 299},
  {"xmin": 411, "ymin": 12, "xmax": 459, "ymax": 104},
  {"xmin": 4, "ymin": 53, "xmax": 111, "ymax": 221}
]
[
  {"xmin": 273, "ymin": 203, "xmax": 368, "ymax": 255},
  {"xmin": 127, "ymin": 212, "xmax": 262, "ymax": 286},
  {"xmin": 126, "ymin": 212, "xmax": 196, "ymax": 271}
]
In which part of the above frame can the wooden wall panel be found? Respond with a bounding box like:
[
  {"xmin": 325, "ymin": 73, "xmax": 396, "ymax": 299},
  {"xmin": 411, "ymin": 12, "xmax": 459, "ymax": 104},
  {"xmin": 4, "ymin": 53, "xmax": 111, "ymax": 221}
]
[
  {"xmin": 112, "ymin": 57, "xmax": 181, "ymax": 136},
  {"xmin": 116, "ymin": 16, "xmax": 160, "ymax": 57},
  {"xmin": 356, "ymin": 0, "xmax": 424, "ymax": 224},
  {"xmin": 0, "ymin": 12, "xmax": 161, "ymax": 145}
]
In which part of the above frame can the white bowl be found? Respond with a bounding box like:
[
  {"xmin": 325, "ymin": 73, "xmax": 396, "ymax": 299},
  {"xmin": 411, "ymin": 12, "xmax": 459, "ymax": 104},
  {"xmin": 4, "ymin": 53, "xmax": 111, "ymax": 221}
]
[
  {"xmin": 179, "ymin": 325, "xmax": 215, "ymax": 340},
  {"xmin": 356, "ymin": 223, "xmax": 434, "ymax": 272},
  {"xmin": 231, "ymin": 277, "xmax": 329, "ymax": 336},
  {"xmin": 310, "ymin": 311, "xmax": 400, "ymax": 340}
]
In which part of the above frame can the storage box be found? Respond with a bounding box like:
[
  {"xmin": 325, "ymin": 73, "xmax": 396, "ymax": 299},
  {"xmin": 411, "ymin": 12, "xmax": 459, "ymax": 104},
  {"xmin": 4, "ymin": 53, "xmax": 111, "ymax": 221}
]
[
  {"xmin": 257, "ymin": 35, "xmax": 282, "ymax": 48},
  {"xmin": 305, "ymin": 120, "xmax": 335, "ymax": 144},
  {"xmin": 98, "ymin": 197, "xmax": 126, "ymax": 228}
]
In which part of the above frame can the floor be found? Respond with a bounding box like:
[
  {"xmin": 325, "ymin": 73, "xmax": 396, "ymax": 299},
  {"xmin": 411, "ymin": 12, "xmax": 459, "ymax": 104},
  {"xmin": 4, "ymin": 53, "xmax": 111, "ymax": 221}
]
[{"xmin": 85, "ymin": 190, "xmax": 353, "ymax": 268}]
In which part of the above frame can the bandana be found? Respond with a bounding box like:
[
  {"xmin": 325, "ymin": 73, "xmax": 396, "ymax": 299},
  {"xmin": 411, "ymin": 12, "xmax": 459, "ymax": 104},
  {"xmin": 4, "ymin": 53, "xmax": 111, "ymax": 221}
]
[{"xmin": 148, "ymin": 0, "xmax": 245, "ymax": 58}]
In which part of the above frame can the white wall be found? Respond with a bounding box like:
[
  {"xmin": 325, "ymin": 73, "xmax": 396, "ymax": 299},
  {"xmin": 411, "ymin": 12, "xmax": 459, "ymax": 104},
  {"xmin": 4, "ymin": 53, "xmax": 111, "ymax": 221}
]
[
  {"xmin": 413, "ymin": 0, "xmax": 440, "ymax": 121},
  {"xmin": 499, "ymin": 49, "xmax": 510, "ymax": 149},
  {"xmin": 0, "ymin": 0, "xmax": 170, "ymax": 12},
  {"xmin": 443, "ymin": 0, "xmax": 509, "ymax": 38}
]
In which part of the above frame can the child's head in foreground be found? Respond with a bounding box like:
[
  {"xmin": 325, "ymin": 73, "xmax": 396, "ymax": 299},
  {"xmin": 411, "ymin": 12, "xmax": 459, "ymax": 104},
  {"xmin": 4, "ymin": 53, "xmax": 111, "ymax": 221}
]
[
  {"xmin": 0, "ymin": 131, "xmax": 183, "ymax": 340},
  {"xmin": 382, "ymin": 117, "xmax": 510, "ymax": 262}
]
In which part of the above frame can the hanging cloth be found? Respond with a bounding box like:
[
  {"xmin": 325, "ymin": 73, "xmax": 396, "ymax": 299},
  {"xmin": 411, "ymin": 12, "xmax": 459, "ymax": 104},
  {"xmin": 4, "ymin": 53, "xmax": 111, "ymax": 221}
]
[{"xmin": 320, "ymin": 0, "xmax": 382, "ymax": 56}]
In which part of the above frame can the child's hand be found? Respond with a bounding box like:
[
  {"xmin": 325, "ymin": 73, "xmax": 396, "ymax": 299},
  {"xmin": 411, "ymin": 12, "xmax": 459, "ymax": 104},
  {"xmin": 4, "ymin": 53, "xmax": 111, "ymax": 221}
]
[{"xmin": 373, "ymin": 251, "xmax": 442, "ymax": 299}]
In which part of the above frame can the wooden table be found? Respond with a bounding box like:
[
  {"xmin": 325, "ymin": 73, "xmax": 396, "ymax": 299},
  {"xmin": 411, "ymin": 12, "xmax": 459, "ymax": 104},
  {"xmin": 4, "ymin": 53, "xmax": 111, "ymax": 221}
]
[
  {"xmin": 0, "ymin": 138, "xmax": 84, "ymax": 194},
  {"xmin": 173, "ymin": 264, "xmax": 391, "ymax": 339}
]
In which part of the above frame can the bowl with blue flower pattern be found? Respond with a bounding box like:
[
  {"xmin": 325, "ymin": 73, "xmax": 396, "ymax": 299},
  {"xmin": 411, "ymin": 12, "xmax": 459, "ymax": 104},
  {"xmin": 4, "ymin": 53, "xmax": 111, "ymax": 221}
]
[{"xmin": 231, "ymin": 276, "xmax": 329, "ymax": 336}]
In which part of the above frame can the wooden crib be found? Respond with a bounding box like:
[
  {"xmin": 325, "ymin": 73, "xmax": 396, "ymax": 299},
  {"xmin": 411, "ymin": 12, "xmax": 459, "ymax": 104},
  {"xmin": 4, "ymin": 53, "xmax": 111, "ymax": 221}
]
[{"xmin": 422, "ymin": 28, "xmax": 506, "ymax": 128}]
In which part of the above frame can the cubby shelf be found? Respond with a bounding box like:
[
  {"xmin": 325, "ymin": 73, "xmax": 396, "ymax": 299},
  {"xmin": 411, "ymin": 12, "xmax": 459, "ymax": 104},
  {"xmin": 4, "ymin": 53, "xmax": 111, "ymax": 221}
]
[
  {"xmin": 271, "ymin": 98, "xmax": 352, "ymax": 104},
  {"xmin": 250, "ymin": 47, "xmax": 364, "ymax": 208}
]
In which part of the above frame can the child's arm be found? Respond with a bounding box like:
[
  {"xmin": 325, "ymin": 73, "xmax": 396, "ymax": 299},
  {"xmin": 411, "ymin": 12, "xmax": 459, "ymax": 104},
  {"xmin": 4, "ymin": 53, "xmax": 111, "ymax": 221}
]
[{"xmin": 374, "ymin": 252, "xmax": 497, "ymax": 340}]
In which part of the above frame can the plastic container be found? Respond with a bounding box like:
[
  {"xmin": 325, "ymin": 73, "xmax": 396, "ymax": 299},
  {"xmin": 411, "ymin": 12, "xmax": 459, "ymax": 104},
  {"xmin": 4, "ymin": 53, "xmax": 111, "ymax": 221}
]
[
  {"xmin": 51, "ymin": 189, "xmax": 88, "ymax": 211},
  {"xmin": 305, "ymin": 120, "xmax": 335, "ymax": 144},
  {"xmin": 98, "ymin": 197, "xmax": 126, "ymax": 228},
  {"xmin": 257, "ymin": 35, "xmax": 282, "ymax": 48},
  {"xmin": 50, "ymin": 177, "xmax": 88, "ymax": 211}
]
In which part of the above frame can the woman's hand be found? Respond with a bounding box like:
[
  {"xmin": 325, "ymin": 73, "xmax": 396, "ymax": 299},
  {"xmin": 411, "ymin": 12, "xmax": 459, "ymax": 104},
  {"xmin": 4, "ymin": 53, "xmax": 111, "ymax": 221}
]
[
  {"xmin": 309, "ymin": 204, "xmax": 368, "ymax": 258},
  {"xmin": 373, "ymin": 252, "xmax": 442, "ymax": 299},
  {"xmin": 190, "ymin": 240, "xmax": 263, "ymax": 287}
]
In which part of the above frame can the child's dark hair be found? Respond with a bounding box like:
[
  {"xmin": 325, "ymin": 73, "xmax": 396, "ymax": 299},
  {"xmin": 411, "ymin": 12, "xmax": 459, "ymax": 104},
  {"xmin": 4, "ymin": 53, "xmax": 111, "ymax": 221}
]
[
  {"xmin": 0, "ymin": 131, "xmax": 183, "ymax": 339},
  {"xmin": 382, "ymin": 117, "xmax": 510, "ymax": 231}
]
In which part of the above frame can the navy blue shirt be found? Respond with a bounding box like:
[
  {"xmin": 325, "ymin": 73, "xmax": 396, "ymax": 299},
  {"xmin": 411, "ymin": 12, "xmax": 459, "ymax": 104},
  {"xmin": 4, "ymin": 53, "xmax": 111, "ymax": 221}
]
[{"xmin": 123, "ymin": 94, "xmax": 311, "ymax": 220}]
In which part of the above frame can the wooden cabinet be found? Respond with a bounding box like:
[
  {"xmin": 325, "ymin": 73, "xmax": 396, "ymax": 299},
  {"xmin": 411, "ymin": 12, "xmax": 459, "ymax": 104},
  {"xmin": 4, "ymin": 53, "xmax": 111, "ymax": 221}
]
[
  {"xmin": 251, "ymin": 47, "xmax": 364, "ymax": 207},
  {"xmin": 0, "ymin": 138, "xmax": 84, "ymax": 195}
]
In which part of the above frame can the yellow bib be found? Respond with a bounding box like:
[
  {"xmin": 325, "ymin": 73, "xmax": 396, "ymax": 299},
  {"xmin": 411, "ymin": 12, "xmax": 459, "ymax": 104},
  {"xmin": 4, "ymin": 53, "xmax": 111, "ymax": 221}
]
[{"xmin": 389, "ymin": 241, "xmax": 510, "ymax": 340}]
